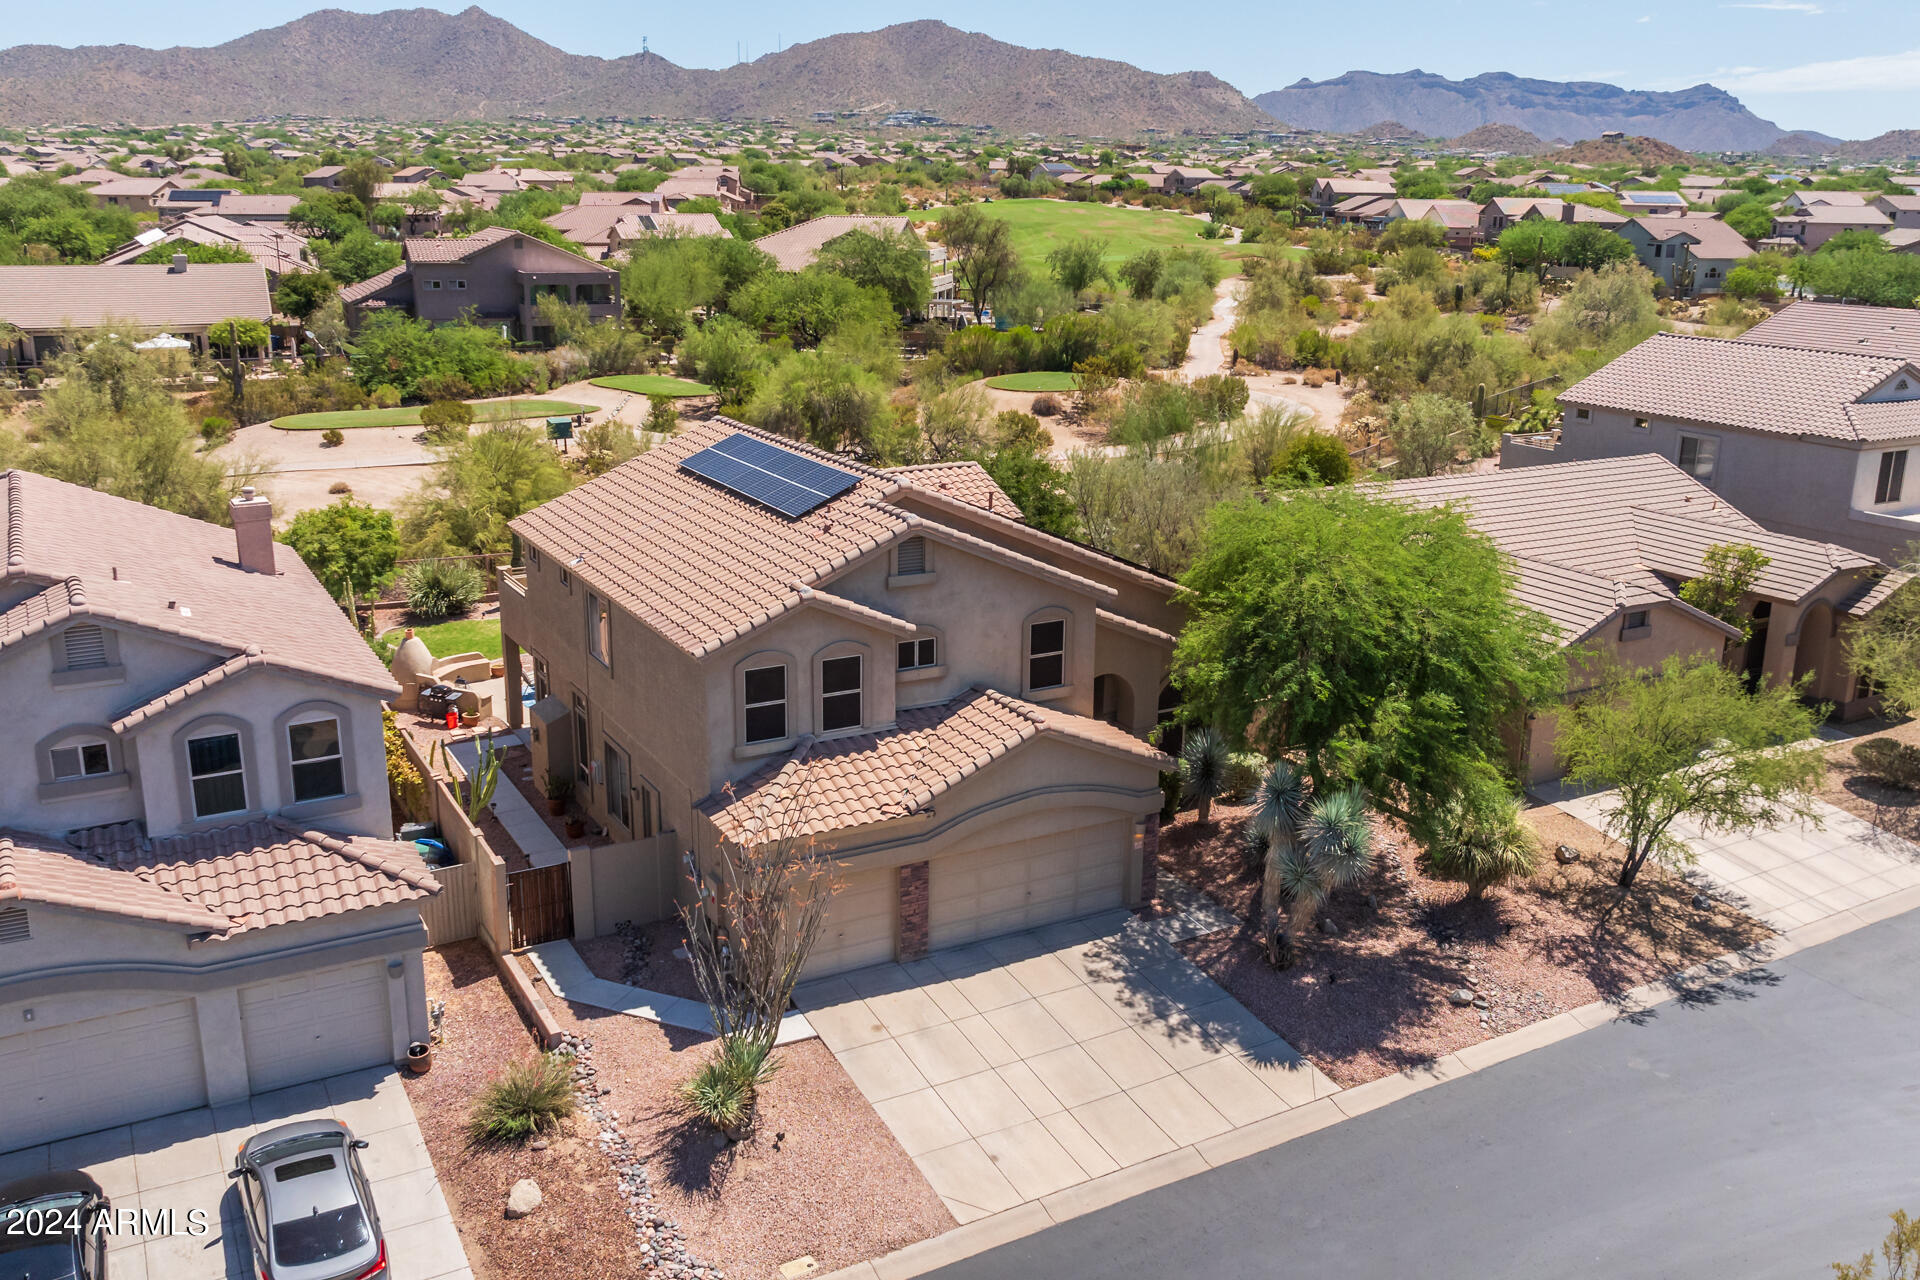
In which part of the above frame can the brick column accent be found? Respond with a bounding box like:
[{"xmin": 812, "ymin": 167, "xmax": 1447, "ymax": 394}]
[
  {"xmin": 897, "ymin": 861, "xmax": 930, "ymax": 962},
  {"xmin": 1139, "ymin": 813, "xmax": 1161, "ymax": 907}
]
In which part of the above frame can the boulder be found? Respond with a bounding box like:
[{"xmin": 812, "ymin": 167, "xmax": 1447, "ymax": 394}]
[
  {"xmin": 1555, "ymin": 844, "xmax": 1581, "ymax": 865},
  {"xmin": 506, "ymin": 1178, "xmax": 543, "ymax": 1219},
  {"xmin": 1447, "ymin": 988, "xmax": 1475, "ymax": 1006}
]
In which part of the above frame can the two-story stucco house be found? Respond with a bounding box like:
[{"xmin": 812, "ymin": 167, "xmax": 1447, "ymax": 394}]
[
  {"xmin": 0, "ymin": 473, "xmax": 439, "ymax": 1152},
  {"xmin": 1617, "ymin": 215, "xmax": 1753, "ymax": 297},
  {"xmin": 497, "ymin": 421, "xmax": 1178, "ymax": 977},
  {"xmin": 339, "ymin": 226, "xmax": 620, "ymax": 344}
]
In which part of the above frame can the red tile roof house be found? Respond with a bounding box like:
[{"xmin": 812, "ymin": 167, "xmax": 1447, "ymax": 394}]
[
  {"xmin": 1617, "ymin": 215, "xmax": 1754, "ymax": 297},
  {"xmin": 0, "ymin": 472, "xmax": 441, "ymax": 1151},
  {"xmin": 496, "ymin": 421, "xmax": 1178, "ymax": 976},
  {"xmin": 339, "ymin": 227, "xmax": 619, "ymax": 344}
]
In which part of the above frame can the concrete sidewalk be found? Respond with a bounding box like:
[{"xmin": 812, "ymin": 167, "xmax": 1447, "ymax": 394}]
[
  {"xmin": 525, "ymin": 939, "xmax": 817, "ymax": 1045},
  {"xmin": 448, "ymin": 730, "xmax": 567, "ymax": 869}
]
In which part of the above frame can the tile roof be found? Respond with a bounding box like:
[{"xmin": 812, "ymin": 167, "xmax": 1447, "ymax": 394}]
[
  {"xmin": 0, "ymin": 829, "xmax": 230, "ymax": 932},
  {"xmin": 699, "ymin": 686, "xmax": 1171, "ymax": 844},
  {"xmin": 1630, "ymin": 215, "xmax": 1754, "ymax": 260},
  {"xmin": 753, "ymin": 215, "xmax": 912, "ymax": 272},
  {"xmin": 338, "ymin": 263, "xmax": 408, "ymax": 305},
  {"xmin": 0, "ymin": 470, "xmax": 396, "ymax": 700},
  {"xmin": 1559, "ymin": 331, "xmax": 1920, "ymax": 442},
  {"xmin": 401, "ymin": 225, "xmax": 518, "ymax": 263},
  {"xmin": 1389, "ymin": 455, "xmax": 1885, "ymax": 640},
  {"xmin": 1741, "ymin": 301, "xmax": 1920, "ymax": 363},
  {"xmin": 883, "ymin": 461, "xmax": 1021, "ymax": 518},
  {"xmin": 67, "ymin": 819, "xmax": 438, "ymax": 938},
  {"xmin": 0, "ymin": 262, "xmax": 271, "ymax": 332}
]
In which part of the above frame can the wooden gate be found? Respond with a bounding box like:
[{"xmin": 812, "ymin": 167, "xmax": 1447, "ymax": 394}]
[{"xmin": 508, "ymin": 863, "xmax": 574, "ymax": 949}]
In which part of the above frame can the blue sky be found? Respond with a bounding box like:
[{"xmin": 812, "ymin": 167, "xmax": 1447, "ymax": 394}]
[{"xmin": 8, "ymin": 0, "xmax": 1917, "ymax": 139}]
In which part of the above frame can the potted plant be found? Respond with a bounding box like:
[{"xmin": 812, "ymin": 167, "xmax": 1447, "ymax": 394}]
[
  {"xmin": 544, "ymin": 772, "xmax": 573, "ymax": 817},
  {"xmin": 406, "ymin": 1041, "xmax": 432, "ymax": 1074},
  {"xmin": 564, "ymin": 815, "xmax": 587, "ymax": 841}
]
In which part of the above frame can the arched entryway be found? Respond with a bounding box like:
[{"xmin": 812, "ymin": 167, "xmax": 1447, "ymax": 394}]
[
  {"xmin": 1793, "ymin": 600, "xmax": 1838, "ymax": 704},
  {"xmin": 1093, "ymin": 673, "xmax": 1135, "ymax": 730}
]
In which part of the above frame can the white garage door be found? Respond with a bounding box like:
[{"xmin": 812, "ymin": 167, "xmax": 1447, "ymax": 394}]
[
  {"xmin": 929, "ymin": 810, "xmax": 1132, "ymax": 950},
  {"xmin": 803, "ymin": 867, "xmax": 897, "ymax": 978},
  {"xmin": 240, "ymin": 961, "xmax": 392, "ymax": 1094},
  {"xmin": 0, "ymin": 999, "xmax": 208, "ymax": 1151}
]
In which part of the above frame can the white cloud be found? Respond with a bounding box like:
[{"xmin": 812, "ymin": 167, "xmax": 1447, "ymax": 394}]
[
  {"xmin": 1721, "ymin": 1, "xmax": 1825, "ymax": 11},
  {"xmin": 1635, "ymin": 14, "xmax": 1651, "ymax": 21},
  {"xmin": 1714, "ymin": 48, "xmax": 1920, "ymax": 93}
]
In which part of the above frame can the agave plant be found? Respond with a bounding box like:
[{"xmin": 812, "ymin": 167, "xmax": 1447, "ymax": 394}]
[
  {"xmin": 1180, "ymin": 728, "xmax": 1231, "ymax": 825},
  {"xmin": 1250, "ymin": 760, "xmax": 1375, "ymax": 968}
]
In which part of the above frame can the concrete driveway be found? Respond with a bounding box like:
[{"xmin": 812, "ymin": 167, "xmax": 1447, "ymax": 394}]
[
  {"xmin": 0, "ymin": 1067, "xmax": 471, "ymax": 1280},
  {"xmin": 794, "ymin": 906, "xmax": 1336, "ymax": 1224}
]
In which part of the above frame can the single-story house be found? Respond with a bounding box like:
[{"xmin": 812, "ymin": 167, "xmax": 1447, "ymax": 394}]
[{"xmin": 0, "ymin": 259, "xmax": 273, "ymax": 365}]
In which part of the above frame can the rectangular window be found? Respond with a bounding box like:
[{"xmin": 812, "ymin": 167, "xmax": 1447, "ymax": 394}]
[
  {"xmin": 587, "ymin": 592, "xmax": 610, "ymax": 665},
  {"xmin": 527, "ymin": 546, "xmax": 541, "ymax": 569},
  {"xmin": 820, "ymin": 656, "xmax": 863, "ymax": 732},
  {"xmin": 50, "ymin": 741, "xmax": 110, "ymax": 780},
  {"xmin": 1677, "ymin": 435, "xmax": 1717, "ymax": 482},
  {"xmin": 1575, "ymin": 407, "xmax": 1591, "ymax": 420},
  {"xmin": 743, "ymin": 665, "xmax": 788, "ymax": 743},
  {"xmin": 559, "ymin": 567, "xmax": 571, "ymax": 590},
  {"xmin": 287, "ymin": 718, "xmax": 345, "ymax": 803},
  {"xmin": 426, "ymin": 279, "xmax": 442, "ymax": 290},
  {"xmin": 62, "ymin": 624, "xmax": 108, "ymax": 670},
  {"xmin": 453, "ymin": 279, "xmax": 467, "ymax": 290},
  {"xmin": 187, "ymin": 732, "xmax": 247, "ymax": 818},
  {"xmin": 895, "ymin": 536, "xmax": 928, "ymax": 576},
  {"xmin": 532, "ymin": 654, "xmax": 550, "ymax": 701},
  {"xmin": 898, "ymin": 637, "xmax": 938, "ymax": 670},
  {"xmin": 572, "ymin": 693, "xmax": 591, "ymax": 786},
  {"xmin": 1633, "ymin": 417, "xmax": 1649, "ymax": 431},
  {"xmin": 603, "ymin": 741, "xmax": 632, "ymax": 830},
  {"xmin": 1029, "ymin": 619, "xmax": 1066, "ymax": 690},
  {"xmin": 1877, "ymin": 450, "xmax": 1908, "ymax": 505}
]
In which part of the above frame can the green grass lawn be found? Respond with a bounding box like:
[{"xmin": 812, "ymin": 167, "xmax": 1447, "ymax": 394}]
[
  {"xmin": 986, "ymin": 371, "xmax": 1081, "ymax": 392},
  {"xmin": 588, "ymin": 374, "xmax": 715, "ymax": 397},
  {"xmin": 380, "ymin": 617, "xmax": 502, "ymax": 661},
  {"xmin": 274, "ymin": 399, "xmax": 596, "ymax": 431},
  {"xmin": 911, "ymin": 199, "xmax": 1297, "ymax": 275}
]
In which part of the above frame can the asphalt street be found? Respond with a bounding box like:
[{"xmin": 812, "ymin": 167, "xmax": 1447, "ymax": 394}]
[{"xmin": 928, "ymin": 910, "xmax": 1920, "ymax": 1280}]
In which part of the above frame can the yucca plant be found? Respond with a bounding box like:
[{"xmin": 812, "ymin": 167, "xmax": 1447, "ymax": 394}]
[
  {"xmin": 1251, "ymin": 760, "xmax": 1375, "ymax": 968},
  {"xmin": 678, "ymin": 1034, "xmax": 781, "ymax": 1138},
  {"xmin": 402, "ymin": 557, "xmax": 484, "ymax": 621},
  {"xmin": 466, "ymin": 1052, "xmax": 575, "ymax": 1143},
  {"xmin": 1180, "ymin": 728, "xmax": 1231, "ymax": 825},
  {"xmin": 1424, "ymin": 785, "xmax": 1540, "ymax": 899}
]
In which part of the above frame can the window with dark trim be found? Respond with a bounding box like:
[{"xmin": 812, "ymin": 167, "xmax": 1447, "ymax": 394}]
[
  {"xmin": 1877, "ymin": 450, "xmax": 1908, "ymax": 505},
  {"xmin": 572, "ymin": 693, "xmax": 591, "ymax": 786},
  {"xmin": 898, "ymin": 637, "xmax": 937, "ymax": 670},
  {"xmin": 1028, "ymin": 619, "xmax": 1066, "ymax": 690},
  {"xmin": 533, "ymin": 654, "xmax": 550, "ymax": 700},
  {"xmin": 820, "ymin": 655, "xmax": 863, "ymax": 732},
  {"xmin": 287, "ymin": 717, "xmax": 346, "ymax": 802},
  {"xmin": 743, "ymin": 665, "xmax": 787, "ymax": 743},
  {"xmin": 187, "ymin": 732, "xmax": 247, "ymax": 818},
  {"xmin": 1677, "ymin": 435, "xmax": 1716, "ymax": 482},
  {"xmin": 603, "ymin": 740, "xmax": 632, "ymax": 830}
]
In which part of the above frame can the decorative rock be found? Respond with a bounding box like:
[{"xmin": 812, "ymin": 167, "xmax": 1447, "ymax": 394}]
[
  {"xmin": 1448, "ymin": 988, "xmax": 1475, "ymax": 1006},
  {"xmin": 1472, "ymin": 995, "xmax": 1490, "ymax": 1010},
  {"xmin": 530, "ymin": 1139, "xmax": 548, "ymax": 1152},
  {"xmin": 1555, "ymin": 844, "xmax": 1581, "ymax": 865},
  {"xmin": 505, "ymin": 1179, "xmax": 543, "ymax": 1219},
  {"xmin": 1319, "ymin": 918, "xmax": 1339, "ymax": 935},
  {"xmin": 1692, "ymin": 893, "xmax": 1713, "ymax": 910}
]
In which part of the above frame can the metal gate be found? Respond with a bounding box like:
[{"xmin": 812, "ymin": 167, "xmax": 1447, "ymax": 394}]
[{"xmin": 508, "ymin": 862, "xmax": 574, "ymax": 949}]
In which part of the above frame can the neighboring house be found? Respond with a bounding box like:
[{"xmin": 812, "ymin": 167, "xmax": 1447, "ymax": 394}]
[
  {"xmin": 541, "ymin": 203, "xmax": 641, "ymax": 259},
  {"xmin": 0, "ymin": 259, "xmax": 273, "ymax": 365},
  {"xmin": 1871, "ymin": 194, "xmax": 1920, "ymax": 229},
  {"xmin": 1783, "ymin": 190, "xmax": 1873, "ymax": 213},
  {"xmin": 1772, "ymin": 205, "xmax": 1893, "ymax": 250},
  {"xmin": 1616, "ymin": 191, "xmax": 1688, "ymax": 217},
  {"xmin": 1618, "ymin": 216, "xmax": 1754, "ymax": 296},
  {"xmin": 1385, "ymin": 198, "xmax": 1482, "ymax": 248},
  {"xmin": 1391, "ymin": 455, "xmax": 1903, "ymax": 783},
  {"xmin": 753, "ymin": 214, "xmax": 912, "ymax": 272},
  {"xmin": 1500, "ymin": 307, "xmax": 1920, "ymax": 562},
  {"xmin": 1331, "ymin": 193, "xmax": 1397, "ymax": 229},
  {"xmin": 338, "ymin": 227, "xmax": 619, "ymax": 343},
  {"xmin": 1478, "ymin": 198, "xmax": 1626, "ymax": 238},
  {"xmin": 391, "ymin": 165, "xmax": 441, "ymax": 184},
  {"xmin": 607, "ymin": 212, "xmax": 732, "ymax": 255},
  {"xmin": 1885, "ymin": 228, "xmax": 1920, "ymax": 255},
  {"xmin": 496, "ymin": 423, "xmax": 1179, "ymax": 976},
  {"xmin": 87, "ymin": 176, "xmax": 179, "ymax": 210},
  {"xmin": 0, "ymin": 472, "xmax": 438, "ymax": 1151},
  {"xmin": 99, "ymin": 214, "xmax": 314, "ymax": 283},
  {"xmin": 1309, "ymin": 177, "xmax": 1396, "ymax": 214},
  {"xmin": 300, "ymin": 165, "xmax": 344, "ymax": 188}
]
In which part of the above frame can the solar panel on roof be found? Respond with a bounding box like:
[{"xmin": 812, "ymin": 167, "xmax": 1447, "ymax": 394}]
[{"xmin": 680, "ymin": 432, "xmax": 860, "ymax": 518}]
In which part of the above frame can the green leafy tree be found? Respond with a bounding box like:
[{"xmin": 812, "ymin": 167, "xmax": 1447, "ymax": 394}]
[
  {"xmin": 939, "ymin": 205, "xmax": 1021, "ymax": 314},
  {"xmin": 1172, "ymin": 487, "xmax": 1563, "ymax": 832},
  {"xmin": 1556, "ymin": 655, "xmax": 1826, "ymax": 892},
  {"xmin": 1273, "ymin": 433, "xmax": 1352, "ymax": 485},
  {"xmin": 1678, "ymin": 543, "xmax": 1771, "ymax": 641},
  {"xmin": 974, "ymin": 445, "xmax": 1078, "ymax": 538},
  {"xmin": 1385, "ymin": 392, "xmax": 1475, "ymax": 478},
  {"xmin": 678, "ymin": 315, "xmax": 767, "ymax": 403},
  {"xmin": 398, "ymin": 425, "xmax": 574, "ymax": 557},
  {"xmin": 313, "ymin": 226, "xmax": 402, "ymax": 285},
  {"xmin": 207, "ymin": 317, "xmax": 271, "ymax": 356},
  {"xmin": 1047, "ymin": 235, "xmax": 1109, "ymax": 295},
  {"xmin": 1117, "ymin": 249, "xmax": 1164, "ymax": 301},
  {"xmin": 274, "ymin": 270, "xmax": 340, "ymax": 322},
  {"xmin": 289, "ymin": 191, "xmax": 369, "ymax": 240},
  {"xmin": 131, "ymin": 241, "xmax": 252, "ymax": 266},
  {"xmin": 339, "ymin": 156, "xmax": 392, "ymax": 211},
  {"xmin": 814, "ymin": 228, "xmax": 931, "ymax": 317},
  {"xmin": 280, "ymin": 497, "xmax": 400, "ymax": 603},
  {"xmin": 1847, "ymin": 565, "xmax": 1920, "ymax": 715},
  {"xmin": 729, "ymin": 269, "xmax": 895, "ymax": 346},
  {"xmin": 647, "ymin": 394, "xmax": 679, "ymax": 435},
  {"xmin": 1724, "ymin": 201, "xmax": 1776, "ymax": 241}
]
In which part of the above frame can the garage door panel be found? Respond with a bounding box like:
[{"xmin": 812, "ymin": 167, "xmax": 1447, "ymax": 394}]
[
  {"xmin": 928, "ymin": 813, "xmax": 1133, "ymax": 950},
  {"xmin": 804, "ymin": 868, "xmax": 895, "ymax": 978},
  {"xmin": 241, "ymin": 962, "xmax": 391, "ymax": 1094},
  {"xmin": 0, "ymin": 1000, "xmax": 207, "ymax": 1151}
]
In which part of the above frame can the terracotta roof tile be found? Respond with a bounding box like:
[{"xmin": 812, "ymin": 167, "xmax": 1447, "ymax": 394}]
[
  {"xmin": 1741, "ymin": 301, "xmax": 1920, "ymax": 364},
  {"xmin": 752, "ymin": 215, "xmax": 912, "ymax": 272},
  {"xmin": 884, "ymin": 462, "xmax": 1022, "ymax": 518},
  {"xmin": 0, "ymin": 262, "xmax": 271, "ymax": 331}
]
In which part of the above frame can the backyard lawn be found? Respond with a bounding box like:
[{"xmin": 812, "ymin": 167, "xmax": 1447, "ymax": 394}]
[
  {"xmin": 588, "ymin": 373, "xmax": 715, "ymax": 396},
  {"xmin": 986, "ymin": 370, "xmax": 1080, "ymax": 391},
  {"xmin": 382, "ymin": 616, "xmax": 502, "ymax": 660},
  {"xmin": 912, "ymin": 199, "xmax": 1290, "ymax": 273},
  {"xmin": 274, "ymin": 398, "xmax": 595, "ymax": 431}
]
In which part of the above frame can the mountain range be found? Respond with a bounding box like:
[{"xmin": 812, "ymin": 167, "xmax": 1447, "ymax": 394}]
[
  {"xmin": 1256, "ymin": 70, "xmax": 1789, "ymax": 152},
  {"xmin": 0, "ymin": 8, "xmax": 1271, "ymax": 135}
]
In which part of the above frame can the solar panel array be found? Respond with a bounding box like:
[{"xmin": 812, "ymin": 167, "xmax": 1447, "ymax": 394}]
[{"xmin": 679, "ymin": 432, "xmax": 861, "ymax": 518}]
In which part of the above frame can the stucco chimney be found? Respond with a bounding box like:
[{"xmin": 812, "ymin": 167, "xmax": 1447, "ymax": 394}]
[
  {"xmin": 169, "ymin": 251, "xmax": 188, "ymax": 273},
  {"xmin": 230, "ymin": 486, "xmax": 276, "ymax": 574}
]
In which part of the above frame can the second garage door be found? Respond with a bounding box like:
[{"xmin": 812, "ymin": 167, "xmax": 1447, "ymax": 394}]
[
  {"xmin": 240, "ymin": 961, "xmax": 393, "ymax": 1094},
  {"xmin": 803, "ymin": 866, "xmax": 897, "ymax": 978},
  {"xmin": 929, "ymin": 809, "xmax": 1131, "ymax": 950},
  {"xmin": 0, "ymin": 999, "xmax": 208, "ymax": 1151}
]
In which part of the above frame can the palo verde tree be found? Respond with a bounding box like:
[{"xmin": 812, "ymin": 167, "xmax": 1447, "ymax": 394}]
[
  {"xmin": 1172, "ymin": 485, "xmax": 1562, "ymax": 836},
  {"xmin": 1849, "ymin": 557, "xmax": 1920, "ymax": 714},
  {"xmin": 939, "ymin": 204, "xmax": 1021, "ymax": 316},
  {"xmin": 1678, "ymin": 542, "xmax": 1771, "ymax": 642},
  {"xmin": 1556, "ymin": 655, "xmax": 1826, "ymax": 893}
]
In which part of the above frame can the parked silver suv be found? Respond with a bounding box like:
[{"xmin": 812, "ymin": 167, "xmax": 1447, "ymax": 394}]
[{"xmin": 230, "ymin": 1120, "xmax": 386, "ymax": 1280}]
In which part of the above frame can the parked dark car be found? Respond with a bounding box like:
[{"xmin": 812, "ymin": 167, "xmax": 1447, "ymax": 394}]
[
  {"xmin": 230, "ymin": 1120, "xmax": 386, "ymax": 1280},
  {"xmin": 0, "ymin": 1171, "xmax": 110, "ymax": 1280}
]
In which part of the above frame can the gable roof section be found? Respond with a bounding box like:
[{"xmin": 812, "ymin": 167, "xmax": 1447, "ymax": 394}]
[
  {"xmin": 753, "ymin": 215, "xmax": 912, "ymax": 272},
  {"xmin": 1629, "ymin": 215, "xmax": 1754, "ymax": 260},
  {"xmin": 1741, "ymin": 301, "xmax": 1920, "ymax": 363},
  {"xmin": 1560, "ymin": 331, "xmax": 1920, "ymax": 442},
  {"xmin": 0, "ymin": 262, "xmax": 271, "ymax": 332},
  {"xmin": 883, "ymin": 461, "xmax": 1021, "ymax": 519},
  {"xmin": 699, "ymin": 686, "xmax": 1171, "ymax": 844}
]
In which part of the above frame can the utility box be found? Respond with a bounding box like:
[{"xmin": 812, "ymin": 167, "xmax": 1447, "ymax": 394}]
[{"xmin": 528, "ymin": 696, "xmax": 573, "ymax": 796}]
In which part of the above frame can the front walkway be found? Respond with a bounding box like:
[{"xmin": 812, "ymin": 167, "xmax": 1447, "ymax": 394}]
[
  {"xmin": 448, "ymin": 730, "xmax": 567, "ymax": 868},
  {"xmin": 0, "ymin": 1067, "xmax": 470, "ymax": 1280},
  {"xmin": 525, "ymin": 939, "xmax": 817, "ymax": 1045},
  {"xmin": 793, "ymin": 903, "xmax": 1337, "ymax": 1224},
  {"xmin": 1557, "ymin": 794, "xmax": 1920, "ymax": 931}
]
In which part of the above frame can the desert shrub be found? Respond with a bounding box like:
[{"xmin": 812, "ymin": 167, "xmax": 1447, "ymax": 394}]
[
  {"xmin": 402, "ymin": 557, "xmax": 485, "ymax": 620},
  {"xmin": 371, "ymin": 384, "xmax": 403, "ymax": 408},
  {"xmin": 1853, "ymin": 738, "xmax": 1920, "ymax": 790},
  {"xmin": 1422, "ymin": 788, "xmax": 1540, "ymax": 898},
  {"xmin": 578, "ymin": 418, "xmax": 642, "ymax": 475},
  {"xmin": 416, "ymin": 372, "xmax": 475, "ymax": 403},
  {"xmin": 647, "ymin": 394, "xmax": 679, "ymax": 435},
  {"xmin": 1031, "ymin": 393, "xmax": 1063, "ymax": 417},
  {"xmin": 420, "ymin": 399, "xmax": 475, "ymax": 443},
  {"xmin": 1273, "ymin": 433, "xmax": 1352, "ymax": 486},
  {"xmin": 1223, "ymin": 751, "xmax": 1266, "ymax": 801},
  {"xmin": 678, "ymin": 1035, "xmax": 780, "ymax": 1133},
  {"xmin": 466, "ymin": 1053, "xmax": 576, "ymax": 1143},
  {"xmin": 328, "ymin": 481, "xmax": 351, "ymax": 495},
  {"xmin": 200, "ymin": 415, "xmax": 234, "ymax": 445},
  {"xmin": 320, "ymin": 428, "xmax": 345, "ymax": 448}
]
